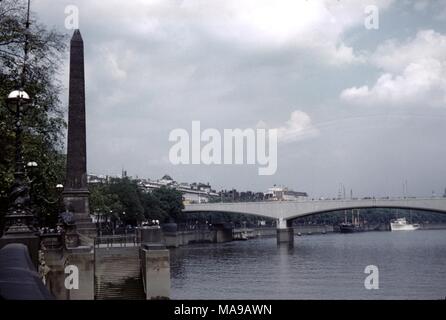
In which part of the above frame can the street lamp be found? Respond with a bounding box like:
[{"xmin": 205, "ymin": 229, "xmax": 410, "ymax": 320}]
[
  {"xmin": 2, "ymin": 89, "xmax": 35, "ymax": 235},
  {"xmin": 110, "ymin": 210, "xmax": 114, "ymax": 235},
  {"xmin": 26, "ymin": 159, "xmax": 64, "ymax": 227},
  {"xmin": 55, "ymin": 184, "xmax": 64, "ymax": 220},
  {"xmin": 27, "ymin": 161, "xmax": 38, "ymax": 168},
  {"xmin": 94, "ymin": 209, "xmax": 100, "ymax": 236},
  {"xmin": 122, "ymin": 211, "xmax": 126, "ymax": 235}
]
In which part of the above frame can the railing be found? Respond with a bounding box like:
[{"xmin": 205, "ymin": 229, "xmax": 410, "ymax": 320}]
[{"xmin": 94, "ymin": 233, "xmax": 139, "ymax": 248}]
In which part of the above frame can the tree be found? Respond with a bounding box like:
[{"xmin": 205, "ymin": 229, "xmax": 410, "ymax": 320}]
[
  {"xmin": 107, "ymin": 178, "xmax": 145, "ymax": 224},
  {"xmin": 140, "ymin": 191, "xmax": 168, "ymax": 222},
  {"xmin": 0, "ymin": 0, "xmax": 66, "ymax": 229},
  {"xmin": 89, "ymin": 183, "xmax": 125, "ymax": 230},
  {"xmin": 151, "ymin": 186, "xmax": 184, "ymax": 222},
  {"xmin": 88, "ymin": 178, "xmax": 185, "ymax": 225}
]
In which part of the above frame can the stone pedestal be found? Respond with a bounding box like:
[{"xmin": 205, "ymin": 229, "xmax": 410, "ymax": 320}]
[
  {"xmin": 44, "ymin": 244, "xmax": 94, "ymax": 300},
  {"xmin": 43, "ymin": 246, "xmax": 69, "ymax": 300},
  {"xmin": 137, "ymin": 226, "xmax": 163, "ymax": 243},
  {"xmin": 141, "ymin": 244, "xmax": 170, "ymax": 300},
  {"xmin": 63, "ymin": 190, "xmax": 96, "ymax": 239},
  {"xmin": 163, "ymin": 232, "xmax": 179, "ymax": 248},
  {"xmin": 64, "ymin": 246, "xmax": 94, "ymax": 300},
  {"xmin": 161, "ymin": 223, "xmax": 179, "ymax": 248}
]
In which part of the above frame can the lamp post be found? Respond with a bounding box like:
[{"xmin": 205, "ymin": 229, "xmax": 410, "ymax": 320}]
[
  {"xmin": 55, "ymin": 183, "xmax": 64, "ymax": 219},
  {"xmin": 95, "ymin": 210, "xmax": 103, "ymax": 237},
  {"xmin": 110, "ymin": 210, "xmax": 114, "ymax": 235},
  {"xmin": 122, "ymin": 211, "xmax": 126, "ymax": 235},
  {"xmin": 26, "ymin": 161, "xmax": 38, "ymax": 227},
  {"xmin": 26, "ymin": 160, "xmax": 64, "ymax": 228},
  {"xmin": 2, "ymin": 90, "xmax": 35, "ymax": 235},
  {"xmin": 0, "ymin": 0, "xmax": 42, "ymax": 266},
  {"xmin": 94, "ymin": 209, "xmax": 99, "ymax": 236},
  {"xmin": 1, "ymin": 0, "xmax": 33, "ymax": 236}
]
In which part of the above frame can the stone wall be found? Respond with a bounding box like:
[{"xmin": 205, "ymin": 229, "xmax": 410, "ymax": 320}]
[
  {"xmin": 44, "ymin": 245, "xmax": 94, "ymax": 300},
  {"xmin": 140, "ymin": 244, "xmax": 170, "ymax": 299}
]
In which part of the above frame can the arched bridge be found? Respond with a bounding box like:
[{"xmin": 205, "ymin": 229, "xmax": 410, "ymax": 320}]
[
  {"xmin": 184, "ymin": 197, "xmax": 446, "ymax": 244},
  {"xmin": 184, "ymin": 197, "xmax": 446, "ymax": 221}
]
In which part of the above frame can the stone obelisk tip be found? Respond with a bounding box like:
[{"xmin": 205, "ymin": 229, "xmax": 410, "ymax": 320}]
[{"xmin": 71, "ymin": 29, "xmax": 83, "ymax": 42}]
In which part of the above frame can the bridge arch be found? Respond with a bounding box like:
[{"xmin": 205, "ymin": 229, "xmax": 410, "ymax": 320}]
[
  {"xmin": 183, "ymin": 198, "xmax": 446, "ymax": 245},
  {"xmin": 283, "ymin": 205, "xmax": 446, "ymax": 221},
  {"xmin": 184, "ymin": 198, "xmax": 446, "ymax": 221}
]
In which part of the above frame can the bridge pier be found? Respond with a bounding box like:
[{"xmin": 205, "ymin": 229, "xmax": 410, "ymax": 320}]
[{"xmin": 276, "ymin": 218, "xmax": 294, "ymax": 246}]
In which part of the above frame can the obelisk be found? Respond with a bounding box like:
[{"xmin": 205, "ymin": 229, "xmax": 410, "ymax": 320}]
[{"xmin": 63, "ymin": 29, "xmax": 95, "ymax": 239}]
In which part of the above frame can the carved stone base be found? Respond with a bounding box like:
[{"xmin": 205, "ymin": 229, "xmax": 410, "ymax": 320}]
[
  {"xmin": 65, "ymin": 230, "xmax": 79, "ymax": 248},
  {"xmin": 63, "ymin": 189, "xmax": 96, "ymax": 239}
]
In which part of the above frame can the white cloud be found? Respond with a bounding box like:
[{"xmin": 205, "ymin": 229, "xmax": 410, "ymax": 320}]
[
  {"xmin": 185, "ymin": 0, "xmax": 392, "ymax": 65},
  {"xmin": 341, "ymin": 30, "xmax": 446, "ymax": 107},
  {"xmin": 258, "ymin": 110, "xmax": 319, "ymax": 143},
  {"xmin": 45, "ymin": 0, "xmax": 393, "ymax": 66},
  {"xmin": 29, "ymin": 0, "xmax": 446, "ymax": 194},
  {"xmin": 371, "ymin": 30, "xmax": 446, "ymax": 73}
]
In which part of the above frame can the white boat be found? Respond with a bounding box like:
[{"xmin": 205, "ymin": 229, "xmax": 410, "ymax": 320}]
[
  {"xmin": 240, "ymin": 231, "xmax": 249, "ymax": 240},
  {"xmin": 390, "ymin": 218, "xmax": 420, "ymax": 231}
]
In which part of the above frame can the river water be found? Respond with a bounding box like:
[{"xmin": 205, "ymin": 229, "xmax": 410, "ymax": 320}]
[{"xmin": 170, "ymin": 230, "xmax": 446, "ymax": 299}]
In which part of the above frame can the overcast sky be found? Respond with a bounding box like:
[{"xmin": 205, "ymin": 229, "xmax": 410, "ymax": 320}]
[{"xmin": 32, "ymin": 0, "xmax": 446, "ymax": 198}]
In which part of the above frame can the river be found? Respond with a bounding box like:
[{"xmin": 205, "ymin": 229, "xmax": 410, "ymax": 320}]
[{"xmin": 170, "ymin": 229, "xmax": 446, "ymax": 299}]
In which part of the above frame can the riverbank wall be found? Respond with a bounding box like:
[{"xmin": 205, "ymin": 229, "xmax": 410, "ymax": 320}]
[
  {"xmin": 139, "ymin": 222, "xmax": 446, "ymax": 249},
  {"xmin": 163, "ymin": 229, "xmax": 233, "ymax": 248}
]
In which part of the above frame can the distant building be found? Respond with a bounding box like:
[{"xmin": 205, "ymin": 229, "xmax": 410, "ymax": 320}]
[
  {"xmin": 264, "ymin": 186, "xmax": 308, "ymax": 201},
  {"xmin": 140, "ymin": 175, "xmax": 219, "ymax": 204},
  {"xmin": 89, "ymin": 173, "xmax": 307, "ymax": 204},
  {"xmin": 88, "ymin": 174, "xmax": 109, "ymax": 184}
]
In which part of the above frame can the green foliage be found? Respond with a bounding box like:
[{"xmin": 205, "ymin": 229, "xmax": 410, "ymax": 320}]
[
  {"xmin": 140, "ymin": 191, "xmax": 168, "ymax": 222},
  {"xmin": 0, "ymin": 0, "xmax": 66, "ymax": 227},
  {"xmin": 89, "ymin": 183, "xmax": 124, "ymax": 223},
  {"xmin": 89, "ymin": 178, "xmax": 184, "ymax": 225},
  {"xmin": 108, "ymin": 177, "xmax": 144, "ymax": 223},
  {"xmin": 151, "ymin": 186, "xmax": 184, "ymax": 222}
]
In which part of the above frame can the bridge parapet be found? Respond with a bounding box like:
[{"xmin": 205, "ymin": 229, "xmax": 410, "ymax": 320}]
[
  {"xmin": 0, "ymin": 243, "xmax": 54, "ymax": 300},
  {"xmin": 184, "ymin": 197, "xmax": 446, "ymax": 221}
]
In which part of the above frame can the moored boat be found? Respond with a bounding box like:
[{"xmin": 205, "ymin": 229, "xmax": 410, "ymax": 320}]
[
  {"xmin": 390, "ymin": 218, "xmax": 420, "ymax": 231},
  {"xmin": 339, "ymin": 222, "xmax": 363, "ymax": 233},
  {"xmin": 339, "ymin": 209, "xmax": 364, "ymax": 233}
]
